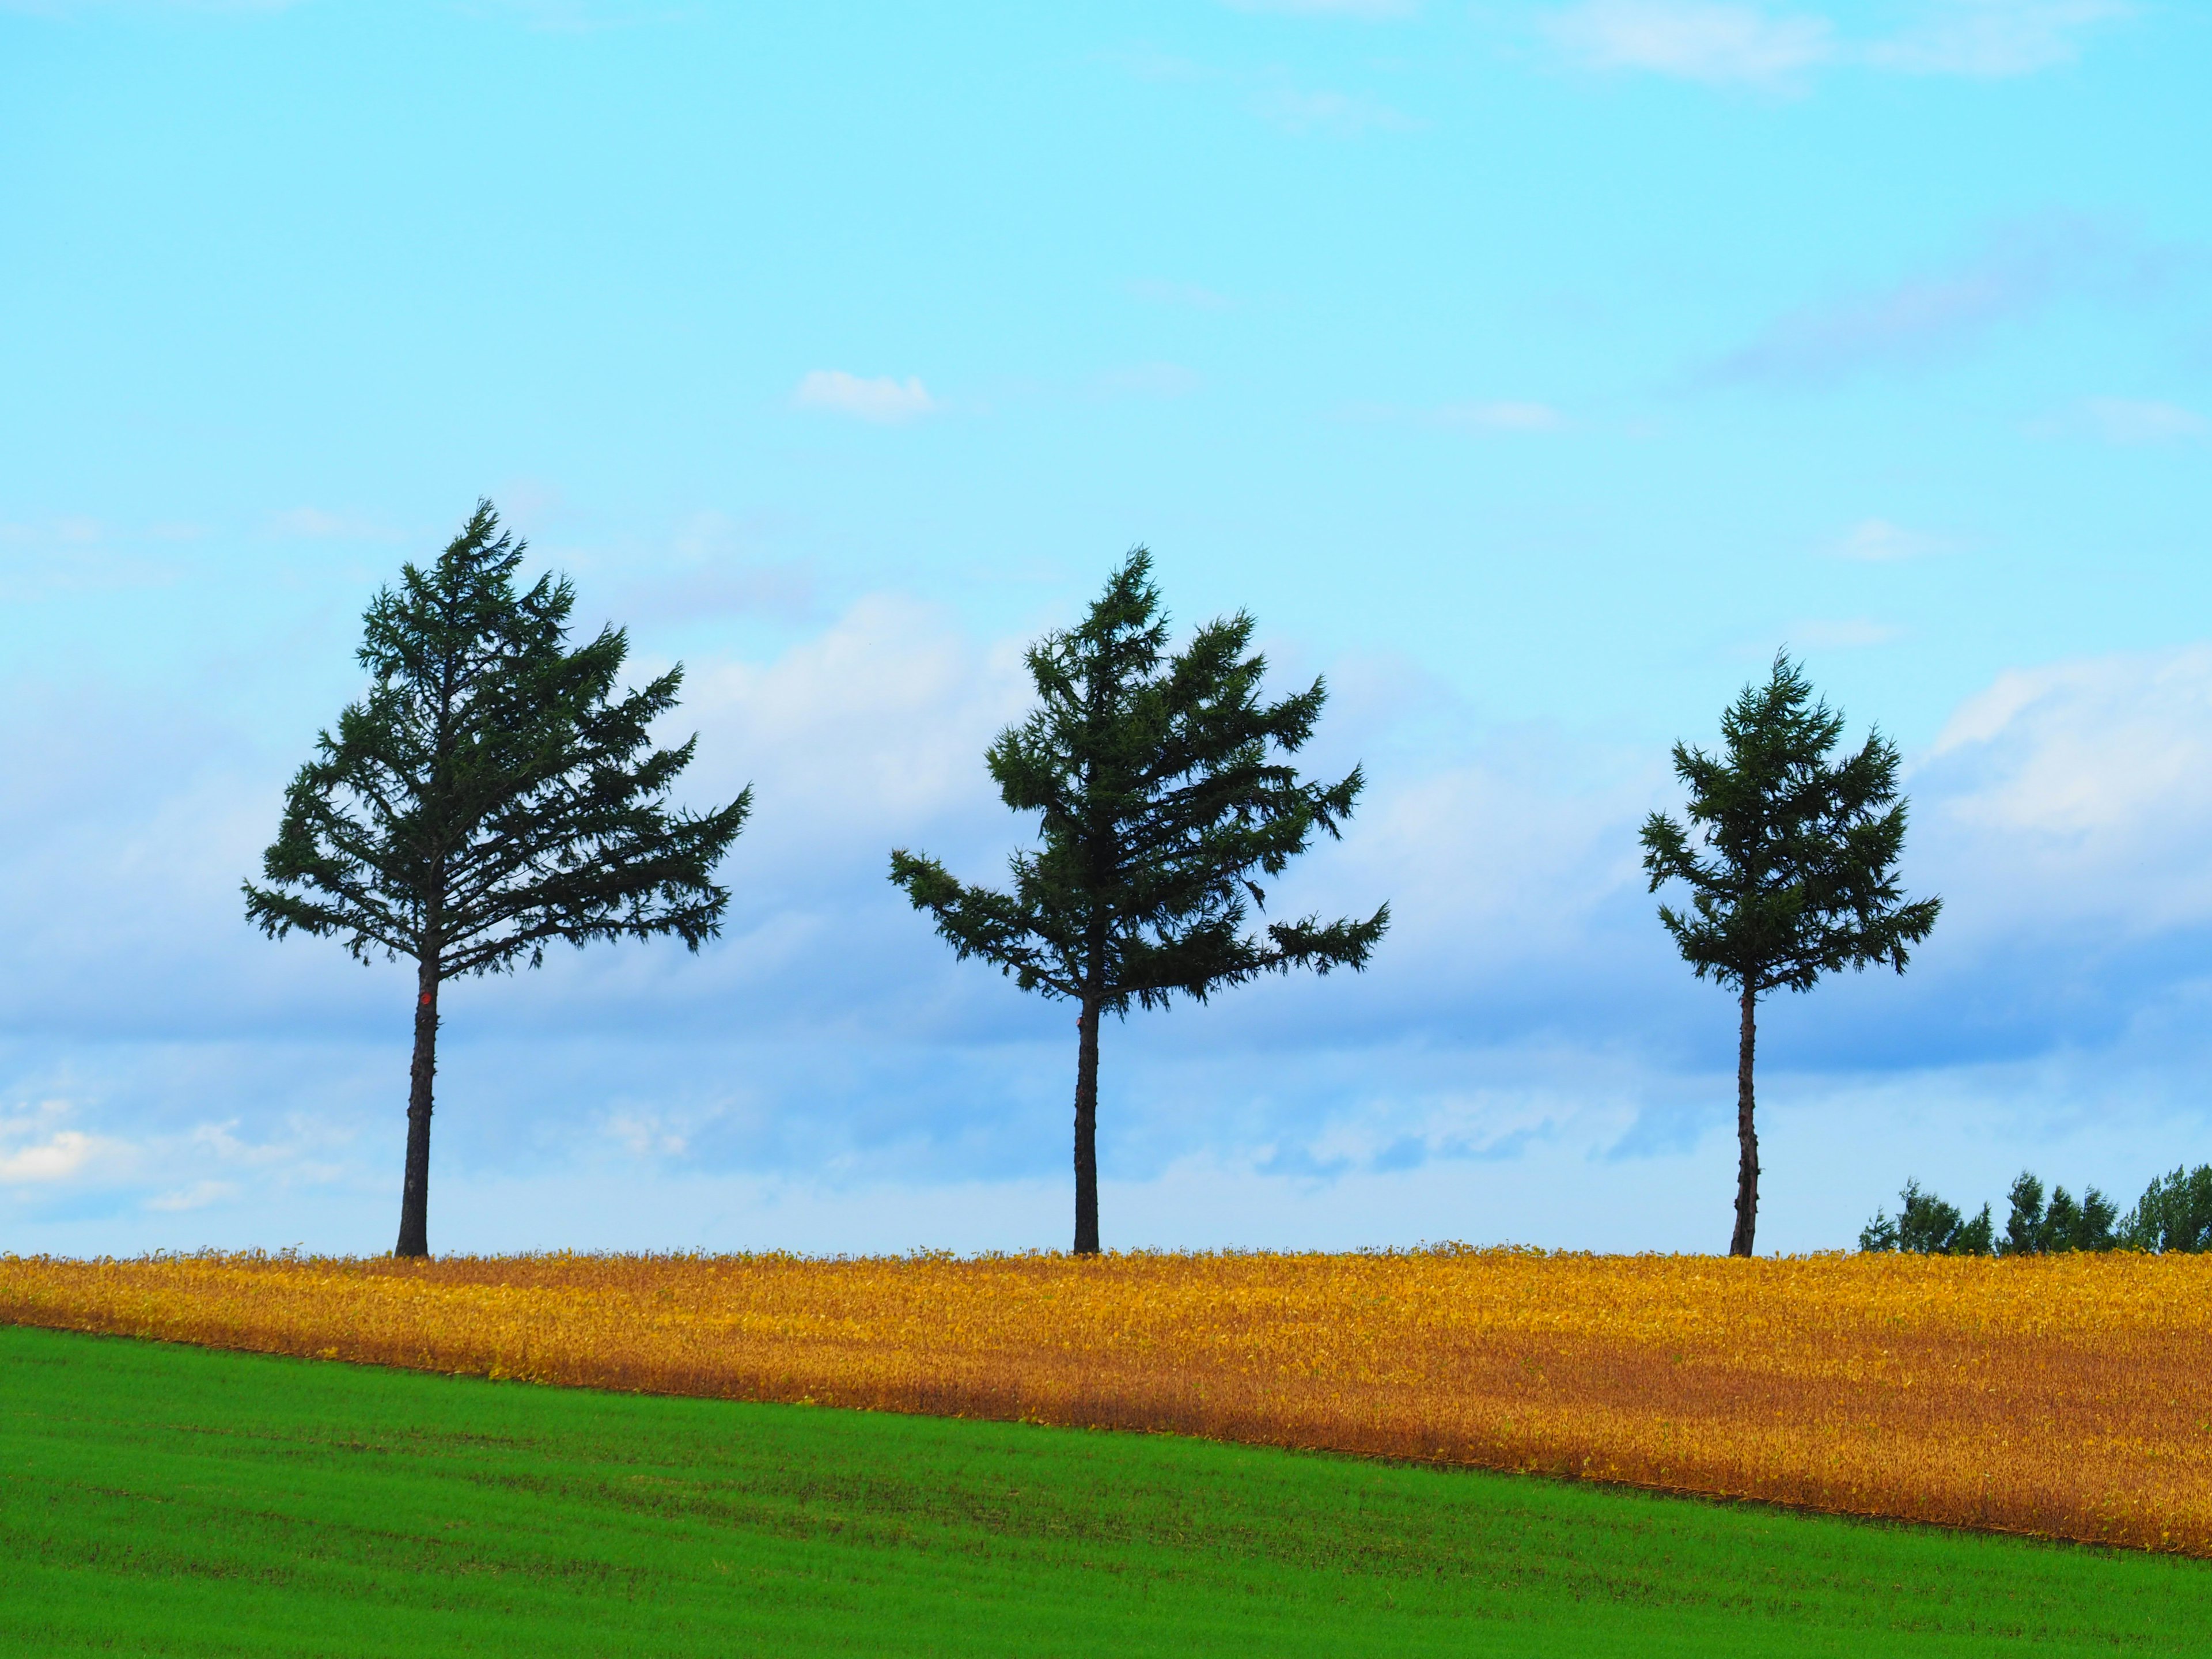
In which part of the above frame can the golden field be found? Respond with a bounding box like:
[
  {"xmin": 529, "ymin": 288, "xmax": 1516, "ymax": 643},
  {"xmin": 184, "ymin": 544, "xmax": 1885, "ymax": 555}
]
[{"xmin": 4, "ymin": 1247, "xmax": 2209, "ymax": 1554}]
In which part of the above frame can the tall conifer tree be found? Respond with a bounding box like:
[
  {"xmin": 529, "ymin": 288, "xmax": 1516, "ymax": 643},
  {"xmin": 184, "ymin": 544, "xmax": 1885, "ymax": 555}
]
[
  {"xmin": 890, "ymin": 550, "xmax": 1388, "ymax": 1254},
  {"xmin": 245, "ymin": 502, "xmax": 749, "ymax": 1257},
  {"xmin": 1641, "ymin": 653, "xmax": 1939, "ymax": 1256}
]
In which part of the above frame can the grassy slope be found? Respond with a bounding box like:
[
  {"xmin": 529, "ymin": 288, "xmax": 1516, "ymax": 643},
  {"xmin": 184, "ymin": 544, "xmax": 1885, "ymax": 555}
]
[{"xmin": 2, "ymin": 1325, "xmax": 2207, "ymax": 1657}]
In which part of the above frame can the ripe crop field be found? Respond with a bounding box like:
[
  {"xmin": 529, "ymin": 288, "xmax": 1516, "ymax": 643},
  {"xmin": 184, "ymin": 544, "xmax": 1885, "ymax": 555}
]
[
  {"xmin": 3, "ymin": 1248, "xmax": 2208, "ymax": 1556},
  {"xmin": 6, "ymin": 1323, "xmax": 2211, "ymax": 1658}
]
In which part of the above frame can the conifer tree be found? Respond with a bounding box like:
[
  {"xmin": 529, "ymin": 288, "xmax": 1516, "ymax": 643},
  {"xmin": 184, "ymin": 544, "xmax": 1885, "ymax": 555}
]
[
  {"xmin": 245, "ymin": 502, "xmax": 749, "ymax": 1257},
  {"xmin": 1642, "ymin": 653, "xmax": 1939, "ymax": 1257},
  {"xmin": 889, "ymin": 550, "xmax": 1388, "ymax": 1254}
]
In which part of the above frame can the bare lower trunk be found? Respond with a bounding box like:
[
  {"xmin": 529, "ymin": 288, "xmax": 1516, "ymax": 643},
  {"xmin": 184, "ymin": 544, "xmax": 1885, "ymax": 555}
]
[
  {"xmin": 396, "ymin": 959, "xmax": 440, "ymax": 1259},
  {"xmin": 1073, "ymin": 997, "xmax": 1101, "ymax": 1256},
  {"xmin": 1730, "ymin": 983, "xmax": 1759, "ymax": 1258}
]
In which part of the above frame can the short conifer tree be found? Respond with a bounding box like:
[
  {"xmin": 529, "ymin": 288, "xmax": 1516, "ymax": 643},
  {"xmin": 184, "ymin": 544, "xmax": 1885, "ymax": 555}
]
[
  {"xmin": 244, "ymin": 502, "xmax": 750, "ymax": 1257},
  {"xmin": 889, "ymin": 550, "xmax": 1388, "ymax": 1254},
  {"xmin": 1642, "ymin": 653, "xmax": 1940, "ymax": 1257}
]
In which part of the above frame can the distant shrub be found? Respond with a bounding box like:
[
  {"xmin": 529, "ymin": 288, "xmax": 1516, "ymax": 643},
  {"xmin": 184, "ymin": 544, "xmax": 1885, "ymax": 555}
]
[
  {"xmin": 1858, "ymin": 1180, "xmax": 1994, "ymax": 1255},
  {"xmin": 2120, "ymin": 1165, "xmax": 2212, "ymax": 1253}
]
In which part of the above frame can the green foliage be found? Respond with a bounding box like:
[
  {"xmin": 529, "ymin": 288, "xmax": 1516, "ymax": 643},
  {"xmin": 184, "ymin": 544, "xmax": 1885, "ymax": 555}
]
[
  {"xmin": 1858, "ymin": 1180, "xmax": 1994, "ymax": 1255},
  {"xmin": 1640, "ymin": 653, "xmax": 1941, "ymax": 998},
  {"xmin": 243, "ymin": 501, "xmax": 749, "ymax": 978},
  {"xmin": 1999, "ymin": 1172, "xmax": 2119, "ymax": 1256},
  {"xmin": 2121, "ymin": 1165, "xmax": 2212, "ymax": 1253},
  {"xmin": 1861, "ymin": 1165, "xmax": 2212, "ymax": 1257},
  {"xmin": 1859, "ymin": 1171, "xmax": 2134, "ymax": 1256},
  {"xmin": 889, "ymin": 549, "xmax": 1387, "ymax": 1013},
  {"xmin": 8, "ymin": 1324, "xmax": 2209, "ymax": 1659}
]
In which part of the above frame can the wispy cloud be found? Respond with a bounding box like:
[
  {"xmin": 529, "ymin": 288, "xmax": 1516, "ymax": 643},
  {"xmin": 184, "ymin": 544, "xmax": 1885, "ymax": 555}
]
[
  {"xmin": 1548, "ymin": 1, "xmax": 1834, "ymax": 85},
  {"xmin": 1097, "ymin": 362, "xmax": 1205, "ymax": 399},
  {"xmin": 458, "ymin": 0, "xmax": 680, "ymax": 32},
  {"xmin": 266, "ymin": 507, "xmax": 398, "ymax": 540},
  {"xmin": 1220, "ymin": 0, "xmax": 1417, "ymax": 16},
  {"xmin": 1438, "ymin": 400, "xmax": 1567, "ymax": 432},
  {"xmin": 1546, "ymin": 0, "xmax": 2131, "ymax": 87},
  {"xmin": 1708, "ymin": 217, "xmax": 2153, "ymax": 387},
  {"xmin": 1335, "ymin": 398, "xmax": 1572, "ymax": 431},
  {"xmin": 1832, "ymin": 518, "xmax": 1951, "ymax": 561},
  {"xmin": 1128, "ymin": 278, "xmax": 1236, "ymax": 312},
  {"xmin": 793, "ymin": 370, "xmax": 938, "ymax": 425},
  {"xmin": 0, "ymin": 518, "xmax": 189, "ymax": 600},
  {"xmin": 0, "ymin": 1, "xmax": 299, "ymax": 14},
  {"xmin": 147, "ymin": 1179, "xmax": 241, "ymax": 1212},
  {"xmin": 1790, "ymin": 617, "xmax": 1903, "ymax": 650},
  {"xmin": 2082, "ymin": 397, "xmax": 2210, "ymax": 445},
  {"xmin": 1097, "ymin": 46, "xmax": 1209, "ymax": 83},
  {"xmin": 1100, "ymin": 48, "xmax": 1414, "ymax": 138},
  {"xmin": 622, "ymin": 563, "xmax": 815, "ymax": 624},
  {"xmin": 1867, "ymin": 0, "xmax": 2133, "ymax": 77},
  {"xmin": 1251, "ymin": 84, "xmax": 1417, "ymax": 134}
]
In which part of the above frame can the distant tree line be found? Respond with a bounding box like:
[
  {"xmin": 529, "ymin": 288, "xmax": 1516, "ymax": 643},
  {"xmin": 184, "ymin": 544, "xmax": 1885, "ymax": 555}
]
[{"xmin": 1859, "ymin": 1166, "xmax": 2212, "ymax": 1256}]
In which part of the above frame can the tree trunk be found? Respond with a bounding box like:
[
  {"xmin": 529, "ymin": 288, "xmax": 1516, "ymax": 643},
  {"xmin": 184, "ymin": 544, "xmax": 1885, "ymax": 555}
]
[
  {"xmin": 396, "ymin": 957, "xmax": 440, "ymax": 1259},
  {"xmin": 1730, "ymin": 982, "xmax": 1759, "ymax": 1258},
  {"xmin": 1072, "ymin": 996, "xmax": 1101, "ymax": 1256}
]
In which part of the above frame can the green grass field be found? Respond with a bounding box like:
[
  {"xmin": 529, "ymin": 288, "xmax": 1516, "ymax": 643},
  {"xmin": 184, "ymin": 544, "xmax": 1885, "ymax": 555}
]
[{"xmin": 2, "ymin": 1324, "xmax": 2208, "ymax": 1656}]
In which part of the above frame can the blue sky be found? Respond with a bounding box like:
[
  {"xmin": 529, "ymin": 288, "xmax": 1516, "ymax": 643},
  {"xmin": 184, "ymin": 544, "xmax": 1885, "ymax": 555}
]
[{"xmin": 2, "ymin": 0, "xmax": 2209, "ymax": 1256}]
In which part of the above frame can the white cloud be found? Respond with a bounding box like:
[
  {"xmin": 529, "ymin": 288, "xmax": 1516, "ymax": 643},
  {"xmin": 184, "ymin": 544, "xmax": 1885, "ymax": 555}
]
[
  {"xmin": 1547, "ymin": 1, "xmax": 1836, "ymax": 85},
  {"xmin": 1831, "ymin": 518, "xmax": 1950, "ymax": 561},
  {"xmin": 1922, "ymin": 646, "xmax": 2212, "ymax": 935},
  {"xmin": 0, "ymin": 1128, "xmax": 97, "ymax": 1184},
  {"xmin": 605, "ymin": 1110, "xmax": 690, "ymax": 1159},
  {"xmin": 1868, "ymin": 0, "xmax": 2133, "ymax": 77},
  {"xmin": 1438, "ymin": 400, "xmax": 1566, "ymax": 432},
  {"xmin": 1221, "ymin": 0, "xmax": 1416, "ymax": 14},
  {"xmin": 681, "ymin": 593, "xmax": 1031, "ymax": 849},
  {"xmin": 0, "ymin": 1097, "xmax": 126, "ymax": 1187},
  {"xmin": 147, "ymin": 1179, "xmax": 240, "ymax": 1213},
  {"xmin": 0, "ymin": 1, "xmax": 299, "ymax": 13},
  {"xmin": 2084, "ymin": 397, "xmax": 2210, "ymax": 445},
  {"xmin": 1547, "ymin": 0, "xmax": 2131, "ymax": 85},
  {"xmin": 792, "ymin": 370, "xmax": 938, "ymax": 425},
  {"xmin": 1251, "ymin": 85, "xmax": 1417, "ymax": 134}
]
